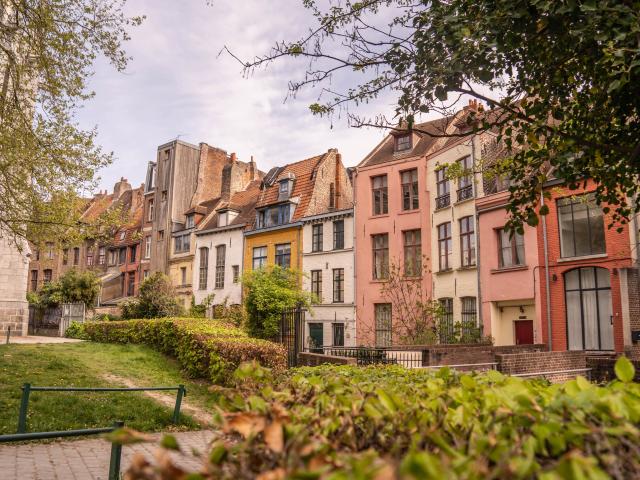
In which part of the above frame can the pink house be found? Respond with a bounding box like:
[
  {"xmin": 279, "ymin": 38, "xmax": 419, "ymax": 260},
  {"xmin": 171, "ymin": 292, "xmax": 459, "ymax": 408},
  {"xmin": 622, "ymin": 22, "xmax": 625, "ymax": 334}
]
[{"xmin": 354, "ymin": 119, "xmax": 457, "ymax": 346}]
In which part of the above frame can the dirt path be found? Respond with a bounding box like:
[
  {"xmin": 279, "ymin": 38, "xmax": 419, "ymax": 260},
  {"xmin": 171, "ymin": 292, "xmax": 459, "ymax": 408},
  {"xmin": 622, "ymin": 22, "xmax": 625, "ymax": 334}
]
[{"xmin": 101, "ymin": 373, "xmax": 213, "ymax": 427}]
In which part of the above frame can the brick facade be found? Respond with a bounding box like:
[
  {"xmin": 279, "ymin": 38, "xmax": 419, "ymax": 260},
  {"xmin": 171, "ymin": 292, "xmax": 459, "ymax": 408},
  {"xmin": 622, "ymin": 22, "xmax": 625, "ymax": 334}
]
[
  {"xmin": 496, "ymin": 351, "xmax": 587, "ymax": 382},
  {"xmin": 421, "ymin": 343, "xmax": 547, "ymax": 366}
]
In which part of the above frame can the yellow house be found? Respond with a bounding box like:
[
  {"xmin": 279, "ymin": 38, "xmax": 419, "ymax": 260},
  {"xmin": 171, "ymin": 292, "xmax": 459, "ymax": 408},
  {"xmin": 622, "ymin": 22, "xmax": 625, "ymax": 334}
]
[{"xmin": 243, "ymin": 225, "xmax": 302, "ymax": 273}]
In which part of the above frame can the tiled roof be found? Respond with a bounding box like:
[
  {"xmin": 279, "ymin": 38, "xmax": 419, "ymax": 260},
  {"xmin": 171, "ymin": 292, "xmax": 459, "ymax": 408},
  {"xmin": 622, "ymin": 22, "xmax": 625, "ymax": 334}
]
[
  {"xmin": 79, "ymin": 193, "xmax": 114, "ymax": 222},
  {"xmin": 254, "ymin": 152, "xmax": 328, "ymax": 221},
  {"xmin": 359, "ymin": 112, "xmax": 472, "ymax": 167},
  {"xmin": 198, "ymin": 180, "xmax": 262, "ymax": 232}
]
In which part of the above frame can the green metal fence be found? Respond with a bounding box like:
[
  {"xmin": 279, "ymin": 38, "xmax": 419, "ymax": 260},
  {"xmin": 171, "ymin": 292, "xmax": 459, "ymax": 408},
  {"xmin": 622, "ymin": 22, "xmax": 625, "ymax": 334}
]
[
  {"xmin": 0, "ymin": 421, "xmax": 125, "ymax": 480},
  {"xmin": 17, "ymin": 383, "xmax": 186, "ymax": 433}
]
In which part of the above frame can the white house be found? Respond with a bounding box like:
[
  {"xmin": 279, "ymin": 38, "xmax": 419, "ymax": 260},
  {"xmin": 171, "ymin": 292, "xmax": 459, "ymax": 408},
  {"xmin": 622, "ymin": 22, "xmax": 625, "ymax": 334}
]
[
  {"xmin": 301, "ymin": 208, "xmax": 356, "ymax": 348},
  {"xmin": 193, "ymin": 181, "xmax": 261, "ymax": 310}
]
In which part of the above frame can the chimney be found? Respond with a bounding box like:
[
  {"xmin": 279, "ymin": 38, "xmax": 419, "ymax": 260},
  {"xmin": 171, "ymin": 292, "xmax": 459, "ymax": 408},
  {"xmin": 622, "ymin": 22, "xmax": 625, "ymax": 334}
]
[
  {"xmin": 113, "ymin": 177, "xmax": 132, "ymax": 199},
  {"xmin": 249, "ymin": 155, "xmax": 257, "ymax": 180},
  {"xmin": 334, "ymin": 151, "xmax": 342, "ymax": 210},
  {"xmin": 230, "ymin": 152, "xmax": 237, "ymax": 163}
]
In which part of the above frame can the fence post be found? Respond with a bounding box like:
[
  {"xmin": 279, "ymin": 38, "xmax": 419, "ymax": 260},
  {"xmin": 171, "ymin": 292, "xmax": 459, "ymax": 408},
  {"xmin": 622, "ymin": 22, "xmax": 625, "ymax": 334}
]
[
  {"xmin": 108, "ymin": 421, "xmax": 124, "ymax": 480},
  {"xmin": 172, "ymin": 385, "xmax": 185, "ymax": 424},
  {"xmin": 5, "ymin": 326, "xmax": 10, "ymax": 344},
  {"xmin": 17, "ymin": 383, "xmax": 31, "ymax": 433}
]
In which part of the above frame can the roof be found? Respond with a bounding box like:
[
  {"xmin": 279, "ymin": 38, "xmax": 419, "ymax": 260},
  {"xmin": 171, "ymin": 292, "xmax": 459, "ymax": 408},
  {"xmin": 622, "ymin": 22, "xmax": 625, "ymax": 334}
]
[
  {"xmin": 359, "ymin": 111, "xmax": 473, "ymax": 168},
  {"xmin": 254, "ymin": 152, "xmax": 329, "ymax": 221},
  {"xmin": 198, "ymin": 180, "xmax": 262, "ymax": 232}
]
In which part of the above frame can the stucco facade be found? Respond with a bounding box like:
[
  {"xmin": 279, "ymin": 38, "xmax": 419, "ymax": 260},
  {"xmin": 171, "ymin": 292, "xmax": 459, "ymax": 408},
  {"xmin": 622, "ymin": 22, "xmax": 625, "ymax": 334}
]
[
  {"xmin": 243, "ymin": 226, "xmax": 303, "ymax": 274},
  {"xmin": 301, "ymin": 209, "xmax": 356, "ymax": 347}
]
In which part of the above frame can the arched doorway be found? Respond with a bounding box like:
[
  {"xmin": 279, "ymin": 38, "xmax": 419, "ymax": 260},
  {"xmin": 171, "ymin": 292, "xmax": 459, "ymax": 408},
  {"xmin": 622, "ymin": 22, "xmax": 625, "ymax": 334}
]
[{"xmin": 564, "ymin": 267, "xmax": 613, "ymax": 350}]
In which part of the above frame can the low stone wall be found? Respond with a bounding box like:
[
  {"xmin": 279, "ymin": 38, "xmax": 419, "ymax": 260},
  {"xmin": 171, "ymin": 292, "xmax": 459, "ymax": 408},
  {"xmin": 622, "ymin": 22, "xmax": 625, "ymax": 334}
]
[
  {"xmin": 496, "ymin": 351, "xmax": 587, "ymax": 382},
  {"xmin": 298, "ymin": 352, "xmax": 357, "ymax": 367},
  {"xmin": 587, "ymin": 355, "xmax": 640, "ymax": 383},
  {"xmin": 422, "ymin": 343, "xmax": 547, "ymax": 367},
  {"xmin": 0, "ymin": 300, "xmax": 28, "ymax": 336}
]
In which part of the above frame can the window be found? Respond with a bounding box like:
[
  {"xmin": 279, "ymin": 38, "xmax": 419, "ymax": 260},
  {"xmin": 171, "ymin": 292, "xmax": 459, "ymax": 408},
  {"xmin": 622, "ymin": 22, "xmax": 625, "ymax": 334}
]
[
  {"xmin": 498, "ymin": 229, "xmax": 525, "ymax": 267},
  {"xmin": 98, "ymin": 247, "xmax": 106, "ymax": 265},
  {"xmin": 129, "ymin": 245, "xmax": 137, "ymax": 263},
  {"xmin": 461, "ymin": 297, "xmax": 477, "ymax": 325},
  {"xmin": 558, "ymin": 193, "xmax": 605, "ymax": 258},
  {"xmin": 86, "ymin": 249, "xmax": 94, "ymax": 266},
  {"xmin": 333, "ymin": 268, "xmax": 344, "ymax": 303},
  {"xmin": 144, "ymin": 237, "xmax": 151, "ymax": 259},
  {"xmin": 232, "ymin": 265, "xmax": 239, "ymax": 283},
  {"xmin": 437, "ymin": 223, "xmax": 452, "ymax": 271},
  {"xmin": 275, "ymin": 243, "xmax": 291, "ymax": 268},
  {"xmin": 311, "ymin": 270, "xmax": 322, "ymax": 302},
  {"xmin": 333, "ymin": 220, "xmax": 344, "ymax": 249},
  {"xmin": 143, "ymin": 270, "xmax": 150, "ymax": 280},
  {"xmin": 332, "ymin": 323, "xmax": 345, "ymax": 347},
  {"xmin": 459, "ymin": 216, "xmax": 476, "ymax": 267},
  {"xmin": 199, "ymin": 247, "xmax": 209, "ymax": 290},
  {"xmin": 73, "ymin": 247, "xmax": 80, "ymax": 266},
  {"xmin": 127, "ymin": 272, "xmax": 136, "ymax": 296},
  {"xmin": 329, "ymin": 183, "xmax": 335, "ymax": 209},
  {"xmin": 456, "ymin": 156, "xmax": 474, "ymax": 202},
  {"xmin": 119, "ymin": 231, "xmax": 126, "ymax": 241},
  {"xmin": 375, "ymin": 303, "xmax": 392, "ymax": 347},
  {"xmin": 186, "ymin": 214, "xmax": 195, "ymax": 229},
  {"xmin": 395, "ymin": 134, "xmax": 412, "ymax": 152},
  {"xmin": 565, "ymin": 267, "xmax": 613, "ymax": 350},
  {"xmin": 401, "ymin": 169, "xmax": 419, "ymax": 211},
  {"xmin": 45, "ymin": 242, "xmax": 54, "ymax": 260},
  {"xmin": 108, "ymin": 249, "xmax": 117, "ymax": 266},
  {"xmin": 372, "ymin": 175, "xmax": 388, "ymax": 215},
  {"xmin": 435, "ymin": 167, "xmax": 450, "ymax": 209},
  {"xmin": 62, "ymin": 249, "xmax": 68, "ymax": 265},
  {"xmin": 118, "ymin": 247, "xmax": 126, "ymax": 265},
  {"xmin": 438, "ymin": 298, "xmax": 454, "ymax": 343},
  {"xmin": 174, "ymin": 234, "xmax": 190, "ymax": 253},
  {"xmin": 279, "ymin": 180, "xmax": 289, "ymax": 194},
  {"xmin": 158, "ymin": 230, "xmax": 164, "ymax": 241},
  {"xmin": 257, "ymin": 204, "xmax": 291, "ymax": 228},
  {"xmin": 180, "ymin": 267, "xmax": 187, "ymax": 286},
  {"xmin": 147, "ymin": 199, "xmax": 155, "ymax": 222},
  {"xmin": 312, "ymin": 224, "xmax": 323, "ymax": 252},
  {"xmin": 372, "ymin": 233, "xmax": 389, "ymax": 279},
  {"xmin": 43, "ymin": 269, "xmax": 52, "ymax": 284},
  {"xmin": 161, "ymin": 191, "xmax": 167, "ymax": 202},
  {"xmin": 215, "ymin": 245, "xmax": 226, "ymax": 289},
  {"xmin": 403, "ymin": 229, "xmax": 422, "ymax": 276},
  {"xmin": 252, "ymin": 246, "xmax": 267, "ymax": 270},
  {"xmin": 30, "ymin": 270, "xmax": 38, "ymax": 291},
  {"xmin": 120, "ymin": 273, "xmax": 126, "ymax": 296}
]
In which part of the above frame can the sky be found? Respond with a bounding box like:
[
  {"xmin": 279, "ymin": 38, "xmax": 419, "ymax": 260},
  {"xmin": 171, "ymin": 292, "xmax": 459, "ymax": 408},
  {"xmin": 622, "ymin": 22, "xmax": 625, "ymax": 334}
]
[{"xmin": 77, "ymin": 0, "xmax": 399, "ymax": 192}]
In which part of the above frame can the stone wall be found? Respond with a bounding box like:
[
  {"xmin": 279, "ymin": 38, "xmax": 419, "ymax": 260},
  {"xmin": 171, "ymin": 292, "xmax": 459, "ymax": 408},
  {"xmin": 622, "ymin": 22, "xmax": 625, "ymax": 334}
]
[
  {"xmin": 298, "ymin": 352, "xmax": 357, "ymax": 366},
  {"xmin": 0, "ymin": 237, "xmax": 29, "ymax": 335},
  {"xmin": 421, "ymin": 343, "xmax": 547, "ymax": 366},
  {"xmin": 496, "ymin": 351, "xmax": 587, "ymax": 383}
]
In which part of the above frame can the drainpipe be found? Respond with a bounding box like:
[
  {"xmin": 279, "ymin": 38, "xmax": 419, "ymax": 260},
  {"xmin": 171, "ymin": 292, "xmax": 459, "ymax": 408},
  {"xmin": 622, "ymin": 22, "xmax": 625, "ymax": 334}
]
[
  {"xmin": 352, "ymin": 169, "xmax": 358, "ymax": 346},
  {"xmin": 471, "ymin": 136, "xmax": 483, "ymax": 333},
  {"xmin": 541, "ymin": 192, "xmax": 553, "ymax": 351}
]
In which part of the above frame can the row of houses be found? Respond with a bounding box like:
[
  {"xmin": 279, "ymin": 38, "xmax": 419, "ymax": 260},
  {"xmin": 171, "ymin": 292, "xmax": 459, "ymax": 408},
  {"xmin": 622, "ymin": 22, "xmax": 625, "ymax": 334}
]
[{"xmin": 27, "ymin": 103, "xmax": 640, "ymax": 353}]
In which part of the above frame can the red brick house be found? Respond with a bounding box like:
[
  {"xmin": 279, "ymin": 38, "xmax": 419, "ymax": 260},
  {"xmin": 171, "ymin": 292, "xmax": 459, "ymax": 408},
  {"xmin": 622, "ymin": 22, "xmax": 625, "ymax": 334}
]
[{"xmin": 537, "ymin": 179, "xmax": 636, "ymax": 352}]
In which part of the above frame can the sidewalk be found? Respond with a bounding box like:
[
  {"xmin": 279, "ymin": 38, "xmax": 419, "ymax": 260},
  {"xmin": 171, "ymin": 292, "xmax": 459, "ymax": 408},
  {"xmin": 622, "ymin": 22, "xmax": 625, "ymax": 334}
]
[
  {"xmin": 0, "ymin": 430, "xmax": 215, "ymax": 479},
  {"xmin": 4, "ymin": 336, "xmax": 83, "ymax": 345}
]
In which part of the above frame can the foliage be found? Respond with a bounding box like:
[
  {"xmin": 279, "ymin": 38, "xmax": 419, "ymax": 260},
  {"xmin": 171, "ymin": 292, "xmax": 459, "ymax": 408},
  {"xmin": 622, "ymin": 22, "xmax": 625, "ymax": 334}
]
[
  {"xmin": 27, "ymin": 269, "xmax": 100, "ymax": 309},
  {"xmin": 91, "ymin": 313, "xmax": 121, "ymax": 322},
  {"xmin": 189, "ymin": 294, "xmax": 215, "ymax": 318},
  {"xmin": 436, "ymin": 318, "xmax": 489, "ymax": 345},
  {"xmin": 128, "ymin": 358, "xmax": 639, "ymax": 479},
  {"xmin": 120, "ymin": 273, "xmax": 184, "ymax": 319},
  {"xmin": 242, "ymin": 266, "xmax": 312, "ymax": 339},
  {"xmin": 228, "ymin": 0, "xmax": 640, "ymax": 231},
  {"xmin": 0, "ymin": 0, "xmax": 143, "ymax": 246},
  {"xmin": 82, "ymin": 318, "xmax": 286, "ymax": 385},
  {"xmin": 64, "ymin": 321, "xmax": 88, "ymax": 340}
]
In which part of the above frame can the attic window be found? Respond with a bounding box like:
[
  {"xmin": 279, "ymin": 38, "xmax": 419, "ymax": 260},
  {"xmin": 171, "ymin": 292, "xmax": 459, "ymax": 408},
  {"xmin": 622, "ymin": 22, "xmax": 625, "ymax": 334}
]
[
  {"xmin": 119, "ymin": 231, "xmax": 126, "ymax": 240},
  {"xmin": 218, "ymin": 211, "xmax": 228, "ymax": 227},
  {"xmin": 186, "ymin": 214, "xmax": 195, "ymax": 229},
  {"xmin": 279, "ymin": 180, "xmax": 289, "ymax": 194},
  {"xmin": 395, "ymin": 134, "xmax": 412, "ymax": 152}
]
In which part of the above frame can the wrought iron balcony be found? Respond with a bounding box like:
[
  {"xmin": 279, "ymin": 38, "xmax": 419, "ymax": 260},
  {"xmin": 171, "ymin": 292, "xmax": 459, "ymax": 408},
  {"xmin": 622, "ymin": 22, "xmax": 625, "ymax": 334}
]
[
  {"xmin": 457, "ymin": 184, "xmax": 474, "ymax": 202},
  {"xmin": 435, "ymin": 193, "xmax": 450, "ymax": 209}
]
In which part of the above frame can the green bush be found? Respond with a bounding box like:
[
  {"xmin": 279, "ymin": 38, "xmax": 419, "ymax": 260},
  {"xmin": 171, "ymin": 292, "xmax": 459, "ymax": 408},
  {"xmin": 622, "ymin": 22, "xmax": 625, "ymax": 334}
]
[
  {"xmin": 82, "ymin": 318, "xmax": 286, "ymax": 384},
  {"xmin": 120, "ymin": 273, "xmax": 184, "ymax": 319},
  {"xmin": 190, "ymin": 359, "xmax": 640, "ymax": 479},
  {"xmin": 64, "ymin": 321, "xmax": 88, "ymax": 339},
  {"xmin": 28, "ymin": 269, "xmax": 100, "ymax": 309}
]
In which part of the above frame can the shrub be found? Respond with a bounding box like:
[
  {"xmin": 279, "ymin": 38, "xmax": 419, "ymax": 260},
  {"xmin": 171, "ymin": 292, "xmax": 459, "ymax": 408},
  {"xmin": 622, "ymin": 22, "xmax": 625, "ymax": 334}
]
[
  {"xmin": 120, "ymin": 273, "xmax": 184, "ymax": 319},
  {"xmin": 83, "ymin": 318, "xmax": 286, "ymax": 384},
  {"xmin": 129, "ymin": 358, "xmax": 640, "ymax": 479},
  {"xmin": 28, "ymin": 269, "xmax": 100, "ymax": 309},
  {"xmin": 64, "ymin": 321, "xmax": 88, "ymax": 339}
]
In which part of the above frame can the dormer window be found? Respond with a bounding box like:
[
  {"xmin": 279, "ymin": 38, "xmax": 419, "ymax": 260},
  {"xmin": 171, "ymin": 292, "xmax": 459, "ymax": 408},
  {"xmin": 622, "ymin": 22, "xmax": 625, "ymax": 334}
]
[
  {"xmin": 186, "ymin": 214, "xmax": 195, "ymax": 229},
  {"xmin": 257, "ymin": 204, "xmax": 291, "ymax": 229},
  {"xmin": 218, "ymin": 211, "xmax": 228, "ymax": 227},
  {"xmin": 279, "ymin": 181, "xmax": 289, "ymax": 194},
  {"xmin": 395, "ymin": 134, "xmax": 412, "ymax": 152},
  {"xmin": 119, "ymin": 231, "xmax": 126, "ymax": 240}
]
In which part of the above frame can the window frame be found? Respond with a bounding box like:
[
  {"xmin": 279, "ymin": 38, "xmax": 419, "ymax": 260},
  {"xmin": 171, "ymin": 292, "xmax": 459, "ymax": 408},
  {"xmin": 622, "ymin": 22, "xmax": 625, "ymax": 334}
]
[
  {"xmin": 332, "ymin": 323, "xmax": 345, "ymax": 347},
  {"xmin": 333, "ymin": 220, "xmax": 345, "ymax": 250},
  {"xmin": 461, "ymin": 296, "xmax": 477, "ymax": 325},
  {"xmin": 459, "ymin": 216, "xmax": 476, "ymax": 267},
  {"xmin": 371, "ymin": 175, "xmax": 388, "ymax": 216},
  {"xmin": 215, "ymin": 244, "xmax": 226, "ymax": 289},
  {"xmin": 403, "ymin": 229, "xmax": 422, "ymax": 277},
  {"xmin": 374, "ymin": 303, "xmax": 392, "ymax": 347},
  {"xmin": 198, "ymin": 247, "xmax": 209, "ymax": 290},
  {"xmin": 497, "ymin": 228, "xmax": 526, "ymax": 268},
  {"xmin": 437, "ymin": 222, "xmax": 452, "ymax": 271},
  {"xmin": 401, "ymin": 168, "xmax": 419, "ymax": 211},
  {"xmin": 332, "ymin": 268, "xmax": 344, "ymax": 303},
  {"xmin": 311, "ymin": 270, "xmax": 323, "ymax": 303},
  {"xmin": 372, "ymin": 233, "xmax": 389, "ymax": 280},
  {"xmin": 252, "ymin": 246, "xmax": 267, "ymax": 270},
  {"xmin": 311, "ymin": 223, "xmax": 323, "ymax": 252},
  {"xmin": 232, "ymin": 265, "xmax": 240, "ymax": 283},
  {"xmin": 275, "ymin": 243, "xmax": 291, "ymax": 268},
  {"xmin": 394, "ymin": 134, "xmax": 412, "ymax": 152},
  {"xmin": 557, "ymin": 193, "xmax": 606, "ymax": 258}
]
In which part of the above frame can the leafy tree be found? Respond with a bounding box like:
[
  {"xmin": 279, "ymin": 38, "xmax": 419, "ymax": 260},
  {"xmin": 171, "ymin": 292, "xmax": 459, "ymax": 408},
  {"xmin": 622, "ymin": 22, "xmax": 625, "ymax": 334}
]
[
  {"xmin": 242, "ymin": 266, "xmax": 312, "ymax": 340},
  {"xmin": 0, "ymin": 0, "xmax": 143, "ymax": 246},
  {"xmin": 228, "ymin": 0, "xmax": 640, "ymax": 231},
  {"xmin": 27, "ymin": 269, "xmax": 100, "ymax": 309},
  {"xmin": 120, "ymin": 273, "xmax": 184, "ymax": 319}
]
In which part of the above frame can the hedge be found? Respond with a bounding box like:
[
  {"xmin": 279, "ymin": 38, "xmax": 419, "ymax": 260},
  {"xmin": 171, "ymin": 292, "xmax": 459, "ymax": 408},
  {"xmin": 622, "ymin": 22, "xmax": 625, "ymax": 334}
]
[
  {"xmin": 82, "ymin": 318, "xmax": 286, "ymax": 384},
  {"xmin": 134, "ymin": 360, "xmax": 640, "ymax": 479}
]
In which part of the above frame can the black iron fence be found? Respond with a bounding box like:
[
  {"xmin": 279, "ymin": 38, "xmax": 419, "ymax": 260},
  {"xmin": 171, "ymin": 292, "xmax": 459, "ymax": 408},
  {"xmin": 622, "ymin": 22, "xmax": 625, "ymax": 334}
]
[{"xmin": 309, "ymin": 346, "xmax": 426, "ymax": 368}]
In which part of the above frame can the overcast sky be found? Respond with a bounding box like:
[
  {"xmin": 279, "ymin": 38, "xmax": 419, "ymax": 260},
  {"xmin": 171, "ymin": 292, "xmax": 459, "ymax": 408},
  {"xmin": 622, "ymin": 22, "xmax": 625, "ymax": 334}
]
[{"xmin": 77, "ymin": 0, "xmax": 400, "ymax": 192}]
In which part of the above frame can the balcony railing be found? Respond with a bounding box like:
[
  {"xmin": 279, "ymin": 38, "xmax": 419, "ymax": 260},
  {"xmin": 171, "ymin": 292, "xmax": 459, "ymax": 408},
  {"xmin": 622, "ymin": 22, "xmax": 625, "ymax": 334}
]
[
  {"xmin": 457, "ymin": 184, "xmax": 474, "ymax": 202},
  {"xmin": 435, "ymin": 193, "xmax": 450, "ymax": 209}
]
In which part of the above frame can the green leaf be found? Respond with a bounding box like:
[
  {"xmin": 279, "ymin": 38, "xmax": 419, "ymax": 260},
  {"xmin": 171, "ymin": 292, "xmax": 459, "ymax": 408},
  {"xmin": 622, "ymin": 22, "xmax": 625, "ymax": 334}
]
[
  {"xmin": 614, "ymin": 356, "xmax": 635, "ymax": 383},
  {"xmin": 160, "ymin": 434, "xmax": 181, "ymax": 451}
]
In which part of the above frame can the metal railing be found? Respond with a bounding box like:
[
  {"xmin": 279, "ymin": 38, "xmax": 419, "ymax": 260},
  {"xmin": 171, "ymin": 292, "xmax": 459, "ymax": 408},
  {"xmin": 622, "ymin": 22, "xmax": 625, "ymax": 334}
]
[
  {"xmin": 457, "ymin": 184, "xmax": 474, "ymax": 202},
  {"xmin": 435, "ymin": 193, "xmax": 450, "ymax": 209},
  {"xmin": 17, "ymin": 383, "xmax": 186, "ymax": 433},
  {"xmin": 421, "ymin": 362, "xmax": 498, "ymax": 371},
  {"xmin": 0, "ymin": 421, "xmax": 124, "ymax": 480},
  {"xmin": 314, "ymin": 346, "xmax": 425, "ymax": 368},
  {"xmin": 510, "ymin": 368, "xmax": 592, "ymax": 381}
]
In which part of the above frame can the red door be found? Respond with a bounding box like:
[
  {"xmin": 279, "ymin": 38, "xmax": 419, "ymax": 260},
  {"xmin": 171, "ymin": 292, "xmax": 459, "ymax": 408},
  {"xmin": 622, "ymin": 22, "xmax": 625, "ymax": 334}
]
[{"xmin": 514, "ymin": 320, "xmax": 534, "ymax": 345}]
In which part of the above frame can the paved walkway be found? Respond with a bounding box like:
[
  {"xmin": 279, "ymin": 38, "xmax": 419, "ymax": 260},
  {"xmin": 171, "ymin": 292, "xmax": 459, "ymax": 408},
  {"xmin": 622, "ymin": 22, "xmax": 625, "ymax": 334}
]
[
  {"xmin": 5, "ymin": 336, "xmax": 84, "ymax": 344},
  {"xmin": 0, "ymin": 430, "xmax": 216, "ymax": 479}
]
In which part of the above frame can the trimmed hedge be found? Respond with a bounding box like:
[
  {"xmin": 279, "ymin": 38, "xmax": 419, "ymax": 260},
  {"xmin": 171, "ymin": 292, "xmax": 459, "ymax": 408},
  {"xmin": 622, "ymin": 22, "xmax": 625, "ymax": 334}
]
[{"xmin": 83, "ymin": 318, "xmax": 286, "ymax": 384}]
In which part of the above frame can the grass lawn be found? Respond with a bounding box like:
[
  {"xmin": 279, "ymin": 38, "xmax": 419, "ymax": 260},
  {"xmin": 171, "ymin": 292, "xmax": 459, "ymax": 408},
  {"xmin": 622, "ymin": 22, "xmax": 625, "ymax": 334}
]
[{"xmin": 0, "ymin": 342, "xmax": 223, "ymax": 435}]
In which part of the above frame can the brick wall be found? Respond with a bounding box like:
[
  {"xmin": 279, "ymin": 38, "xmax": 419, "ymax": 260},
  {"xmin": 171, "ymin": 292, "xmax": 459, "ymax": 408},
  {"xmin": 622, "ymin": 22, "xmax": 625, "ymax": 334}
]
[
  {"xmin": 587, "ymin": 356, "xmax": 640, "ymax": 383},
  {"xmin": 628, "ymin": 268, "xmax": 640, "ymax": 333},
  {"xmin": 298, "ymin": 352, "xmax": 357, "ymax": 366},
  {"xmin": 422, "ymin": 343, "xmax": 547, "ymax": 366},
  {"xmin": 496, "ymin": 351, "xmax": 587, "ymax": 382}
]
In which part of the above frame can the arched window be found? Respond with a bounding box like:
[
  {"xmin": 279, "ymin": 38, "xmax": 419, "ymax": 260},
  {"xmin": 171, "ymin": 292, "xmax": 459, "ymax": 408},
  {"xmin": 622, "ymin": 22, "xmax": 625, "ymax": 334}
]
[{"xmin": 564, "ymin": 267, "xmax": 613, "ymax": 350}]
